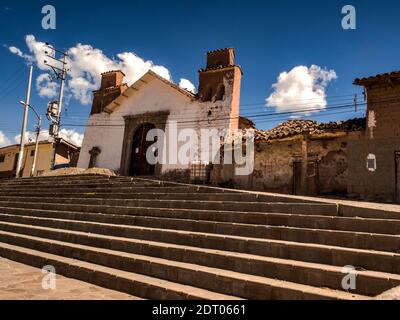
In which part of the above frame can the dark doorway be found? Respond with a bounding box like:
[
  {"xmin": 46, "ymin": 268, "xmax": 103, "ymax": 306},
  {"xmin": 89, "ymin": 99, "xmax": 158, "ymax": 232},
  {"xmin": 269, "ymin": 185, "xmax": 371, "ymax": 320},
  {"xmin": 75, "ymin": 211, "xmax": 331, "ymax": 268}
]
[
  {"xmin": 129, "ymin": 123, "xmax": 156, "ymax": 176},
  {"xmin": 293, "ymin": 161, "xmax": 302, "ymax": 195},
  {"xmin": 13, "ymin": 153, "xmax": 19, "ymax": 171},
  {"xmin": 396, "ymin": 152, "xmax": 400, "ymax": 203},
  {"xmin": 12, "ymin": 153, "xmax": 19, "ymax": 177}
]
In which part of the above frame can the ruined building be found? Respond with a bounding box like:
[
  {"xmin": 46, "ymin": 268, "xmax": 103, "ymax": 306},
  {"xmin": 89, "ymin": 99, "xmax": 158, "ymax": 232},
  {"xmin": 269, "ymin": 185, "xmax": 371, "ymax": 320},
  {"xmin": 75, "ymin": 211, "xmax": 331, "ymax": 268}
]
[{"xmin": 216, "ymin": 71, "xmax": 400, "ymax": 203}]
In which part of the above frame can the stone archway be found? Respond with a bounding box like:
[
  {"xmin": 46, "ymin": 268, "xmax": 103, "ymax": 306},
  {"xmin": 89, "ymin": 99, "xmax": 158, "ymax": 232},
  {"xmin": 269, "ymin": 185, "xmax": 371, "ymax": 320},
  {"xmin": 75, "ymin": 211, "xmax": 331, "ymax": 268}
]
[{"xmin": 120, "ymin": 111, "xmax": 170, "ymax": 176}]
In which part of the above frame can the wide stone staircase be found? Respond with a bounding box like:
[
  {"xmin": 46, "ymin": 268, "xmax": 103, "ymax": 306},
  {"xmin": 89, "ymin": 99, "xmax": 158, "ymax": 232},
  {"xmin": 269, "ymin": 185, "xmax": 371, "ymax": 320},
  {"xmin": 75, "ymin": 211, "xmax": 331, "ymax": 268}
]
[{"xmin": 0, "ymin": 174, "xmax": 399, "ymax": 300}]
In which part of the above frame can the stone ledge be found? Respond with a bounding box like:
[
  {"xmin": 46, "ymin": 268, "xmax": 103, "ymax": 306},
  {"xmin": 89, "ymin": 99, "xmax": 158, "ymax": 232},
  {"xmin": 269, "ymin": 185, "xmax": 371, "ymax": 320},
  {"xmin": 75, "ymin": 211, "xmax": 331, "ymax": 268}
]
[{"xmin": 375, "ymin": 286, "xmax": 400, "ymax": 300}]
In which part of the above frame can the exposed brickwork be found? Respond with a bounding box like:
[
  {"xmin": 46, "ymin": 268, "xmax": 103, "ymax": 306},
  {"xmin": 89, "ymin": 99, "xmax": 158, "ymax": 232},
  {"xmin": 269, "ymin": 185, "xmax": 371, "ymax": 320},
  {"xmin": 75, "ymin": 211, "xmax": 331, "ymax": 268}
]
[
  {"xmin": 91, "ymin": 70, "xmax": 128, "ymax": 115},
  {"xmin": 351, "ymin": 72, "xmax": 400, "ymax": 202}
]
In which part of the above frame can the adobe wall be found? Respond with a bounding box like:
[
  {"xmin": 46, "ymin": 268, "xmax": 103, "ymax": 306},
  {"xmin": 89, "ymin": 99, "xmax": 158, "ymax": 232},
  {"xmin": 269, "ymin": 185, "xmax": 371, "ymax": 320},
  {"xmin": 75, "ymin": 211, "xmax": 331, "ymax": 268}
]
[
  {"xmin": 213, "ymin": 133, "xmax": 352, "ymax": 197},
  {"xmin": 348, "ymin": 82, "xmax": 400, "ymax": 202},
  {"xmin": 347, "ymin": 130, "xmax": 400, "ymax": 202}
]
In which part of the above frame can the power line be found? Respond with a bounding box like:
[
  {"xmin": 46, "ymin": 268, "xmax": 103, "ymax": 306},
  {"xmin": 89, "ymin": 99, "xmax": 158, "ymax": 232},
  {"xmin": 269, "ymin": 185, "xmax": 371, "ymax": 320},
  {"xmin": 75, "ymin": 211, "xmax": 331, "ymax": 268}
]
[
  {"xmin": 60, "ymin": 93, "xmax": 385, "ymax": 125},
  {"xmin": 60, "ymin": 94, "xmax": 400, "ymax": 130},
  {"xmin": 61, "ymin": 104, "xmax": 365, "ymax": 129},
  {"xmin": 62, "ymin": 97, "xmax": 364, "ymax": 123},
  {"xmin": 63, "ymin": 93, "xmax": 363, "ymax": 116},
  {"xmin": 0, "ymin": 69, "xmax": 29, "ymax": 100},
  {"xmin": 0, "ymin": 64, "xmax": 27, "ymax": 93}
]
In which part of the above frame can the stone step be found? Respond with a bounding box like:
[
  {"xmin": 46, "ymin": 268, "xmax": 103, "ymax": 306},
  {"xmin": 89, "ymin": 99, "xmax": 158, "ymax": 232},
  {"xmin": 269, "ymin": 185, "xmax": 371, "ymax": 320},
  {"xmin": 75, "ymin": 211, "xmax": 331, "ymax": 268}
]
[
  {"xmin": 0, "ymin": 229, "xmax": 366, "ymax": 300},
  {"xmin": 0, "ymin": 176, "xmax": 116, "ymax": 184},
  {"xmin": 0, "ymin": 219, "xmax": 397, "ymax": 296},
  {"xmin": 0, "ymin": 213, "xmax": 398, "ymax": 274},
  {"xmin": 0, "ymin": 192, "xmax": 312, "ymax": 203},
  {"xmin": 1, "ymin": 174, "xmax": 398, "ymax": 300},
  {"xmin": 0, "ymin": 186, "xmax": 221, "ymax": 194},
  {"xmin": 2, "ymin": 200, "xmax": 396, "ymax": 236},
  {"xmin": 0, "ymin": 174, "xmax": 107, "ymax": 181},
  {"xmin": 0, "ymin": 180, "xmax": 166, "ymax": 189},
  {"xmin": 0, "ymin": 196, "xmax": 338, "ymax": 215},
  {"xmin": 0, "ymin": 174, "xmax": 106, "ymax": 184},
  {"xmin": 0, "ymin": 211, "xmax": 398, "ymax": 253},
  {"xmin": 0, "ymin": 241, "xmax": 238, "ymax": 300},
  {"xmin": 0, "ymin": 175, "xmax": 153, "ymax": 183},
  {"xmin": 1, "ymin": 205, "xmax": 398, "ymax": 235}
]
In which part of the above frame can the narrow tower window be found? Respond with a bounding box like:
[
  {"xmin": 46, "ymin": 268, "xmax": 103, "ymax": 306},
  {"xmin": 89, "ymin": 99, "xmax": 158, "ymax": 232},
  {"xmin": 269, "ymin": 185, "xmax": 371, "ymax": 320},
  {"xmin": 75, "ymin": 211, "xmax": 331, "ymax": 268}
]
[
  {"xmin": 216, "ymin": 84, "xmax": 225, "ymax": 101},
  {"xmin": 203, "ymin": 86, "xmax": 213, "ymax": 102}
]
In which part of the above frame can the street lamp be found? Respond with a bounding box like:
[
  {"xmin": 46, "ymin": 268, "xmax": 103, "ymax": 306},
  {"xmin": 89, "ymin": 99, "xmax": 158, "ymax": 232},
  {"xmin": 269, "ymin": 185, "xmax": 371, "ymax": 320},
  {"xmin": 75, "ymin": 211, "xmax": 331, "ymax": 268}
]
[{"xmin": 19, "ymin": 101, "xmax": 42, "ymax": 177}]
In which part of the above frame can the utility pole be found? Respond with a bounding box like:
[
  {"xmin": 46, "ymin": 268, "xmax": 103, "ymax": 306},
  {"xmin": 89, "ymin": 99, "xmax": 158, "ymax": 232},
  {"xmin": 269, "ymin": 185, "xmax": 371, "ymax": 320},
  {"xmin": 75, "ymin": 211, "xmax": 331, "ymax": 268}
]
[
  {"xmin": 15, "ymin": 65, "xmax": 33, "ymax": 178},
  {"xmin": 44, "ymin": 43, "xmax": 69, "ymax": 170},
  {"xmin": 30, "ymin": 113, "xmax": 42, "ymax": 177},
  {"xmin": 18, "ymin": 101, "xmax": 42, "ymax": 177},
  {"xmin": 31, "ymin": 116, "xmax": 42, "ymax": 177}
]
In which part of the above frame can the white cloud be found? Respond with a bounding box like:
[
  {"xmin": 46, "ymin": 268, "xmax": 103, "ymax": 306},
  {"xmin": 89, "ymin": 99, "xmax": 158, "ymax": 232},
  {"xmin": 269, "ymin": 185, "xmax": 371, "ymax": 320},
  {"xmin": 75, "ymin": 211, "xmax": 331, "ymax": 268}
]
[
  {"xmin": 179, "ymin": 78, "xmax": 196, "ymax": 93},
  {"xmin": 9, "ymin": 35, "xmax": 175, "ymax": 106},
  {"xmin": 9, "ymin": 46, "xmax": 22, "ymax": 56},
  {"xmin": 59, "ymin": 129, "xmax": 84, "ymax": 147},
  {"xmin": 266, "ymin": 65, "xmax": 337, "ymax": 114},
  {"xmin": 9, "ymin": 46, "xmax": 25, "ymax": 58},
  {"xmin": 0, "ymin": 131, "xmax": 11, "ymax": 147},
  {"xmin": 150, "ymin": 65, "xmax": 171, "ymax": 81},
  {"xmin": 36, "ymin": 73, "xmax": 59, "ymax": 98},
  {"xmin": 13, "ymin": 128, "xmax": 83, "ymax": 147},
  {"xmin": 14, "ymin": 130, "xmax": 50, "ymax": 144},
  {"xmin": 23, "ymin": 35, "xmax": 49, "ymax": 70}
]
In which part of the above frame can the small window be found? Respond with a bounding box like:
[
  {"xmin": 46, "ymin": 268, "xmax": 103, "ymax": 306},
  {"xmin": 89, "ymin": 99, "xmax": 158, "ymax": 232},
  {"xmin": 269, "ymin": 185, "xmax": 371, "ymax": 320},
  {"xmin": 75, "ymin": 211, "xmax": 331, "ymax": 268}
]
[
  {"xmin": 0, "ymin": 154, "xmax": 5, "ymax": 163},
  {"xmin": 367, "ymin": 154, "xmax": 377, "ymax": 172},
  {"xmin": 216, "ymin": 84, "xmax": 226, "ymax": 101},
  {"xmin": 30, "ymin": 150, "xmax": 35, "ymax": 157},
  {"xmin": 203, "ymin": 86, "xmax": 213, "ymax": 102}
]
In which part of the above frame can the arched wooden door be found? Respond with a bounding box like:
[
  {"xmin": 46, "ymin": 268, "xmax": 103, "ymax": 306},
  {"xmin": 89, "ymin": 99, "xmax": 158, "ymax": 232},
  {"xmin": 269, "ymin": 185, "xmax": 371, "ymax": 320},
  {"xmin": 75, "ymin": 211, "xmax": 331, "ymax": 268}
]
[{"xmin": 129, "ymin": 123, "xmax": 156, "ymax": 176}]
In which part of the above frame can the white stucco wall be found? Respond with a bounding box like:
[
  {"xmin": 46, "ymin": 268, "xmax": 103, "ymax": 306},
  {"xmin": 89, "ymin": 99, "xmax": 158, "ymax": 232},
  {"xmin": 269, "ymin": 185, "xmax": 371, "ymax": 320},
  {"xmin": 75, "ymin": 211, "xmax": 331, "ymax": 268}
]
[{"xmin": 78, "ymin": 75, "xmax": 235, "ymax": 174}]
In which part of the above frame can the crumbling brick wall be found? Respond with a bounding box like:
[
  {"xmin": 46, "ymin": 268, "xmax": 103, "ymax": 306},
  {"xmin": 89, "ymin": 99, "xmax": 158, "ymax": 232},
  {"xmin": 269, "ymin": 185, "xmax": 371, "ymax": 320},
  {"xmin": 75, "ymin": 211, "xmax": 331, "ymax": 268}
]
[{"xmin": 213, "ymin": 133, "xmax": 353, "ymax": 197}]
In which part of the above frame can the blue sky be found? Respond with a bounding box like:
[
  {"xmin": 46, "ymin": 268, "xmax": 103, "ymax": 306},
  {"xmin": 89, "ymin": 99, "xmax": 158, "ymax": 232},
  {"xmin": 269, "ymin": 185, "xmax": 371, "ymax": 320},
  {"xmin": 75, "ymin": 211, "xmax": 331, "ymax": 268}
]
[{"xmin": 1, "ymin": 0, "xmax": 400, "ymax": 146}]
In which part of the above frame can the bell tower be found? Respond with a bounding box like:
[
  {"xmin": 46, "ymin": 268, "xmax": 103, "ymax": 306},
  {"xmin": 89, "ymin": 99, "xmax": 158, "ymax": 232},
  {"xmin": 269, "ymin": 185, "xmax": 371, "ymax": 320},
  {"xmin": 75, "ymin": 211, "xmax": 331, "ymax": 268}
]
[
  {"xmin": 91, "ymin": 70, "xmax": 128, "ymax": 115},
  {"xmin": 198, "ymin": 48, "xmax": 242, "ymax": 131}
]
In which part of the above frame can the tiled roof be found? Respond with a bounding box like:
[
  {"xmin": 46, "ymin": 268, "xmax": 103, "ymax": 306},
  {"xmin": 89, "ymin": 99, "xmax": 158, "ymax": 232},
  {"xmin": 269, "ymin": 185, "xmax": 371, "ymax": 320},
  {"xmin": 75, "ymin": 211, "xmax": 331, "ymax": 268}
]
[
  {"xmin": 252, "ymin": 118, "xmax": 366, "ymax": 142},
  {"xmin": 354, "ymin": 71, "xmax": 400, "ymax": 85}
]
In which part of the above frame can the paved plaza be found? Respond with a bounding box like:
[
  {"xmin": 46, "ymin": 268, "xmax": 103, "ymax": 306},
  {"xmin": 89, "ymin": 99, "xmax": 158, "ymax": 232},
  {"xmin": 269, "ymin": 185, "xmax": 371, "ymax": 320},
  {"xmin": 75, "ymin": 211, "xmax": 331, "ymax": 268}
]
[{"xmin": 0, "ymin": 257, "xmax": 140, "ymax": 300}]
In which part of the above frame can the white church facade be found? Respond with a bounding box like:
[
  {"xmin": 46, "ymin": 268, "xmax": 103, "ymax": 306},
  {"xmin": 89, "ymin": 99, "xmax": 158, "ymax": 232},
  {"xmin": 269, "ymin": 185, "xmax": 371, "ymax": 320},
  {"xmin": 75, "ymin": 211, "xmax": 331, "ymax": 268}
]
[{"xmin": 78, "ymin": 48, "xmax": 243, "ymax": 180}]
